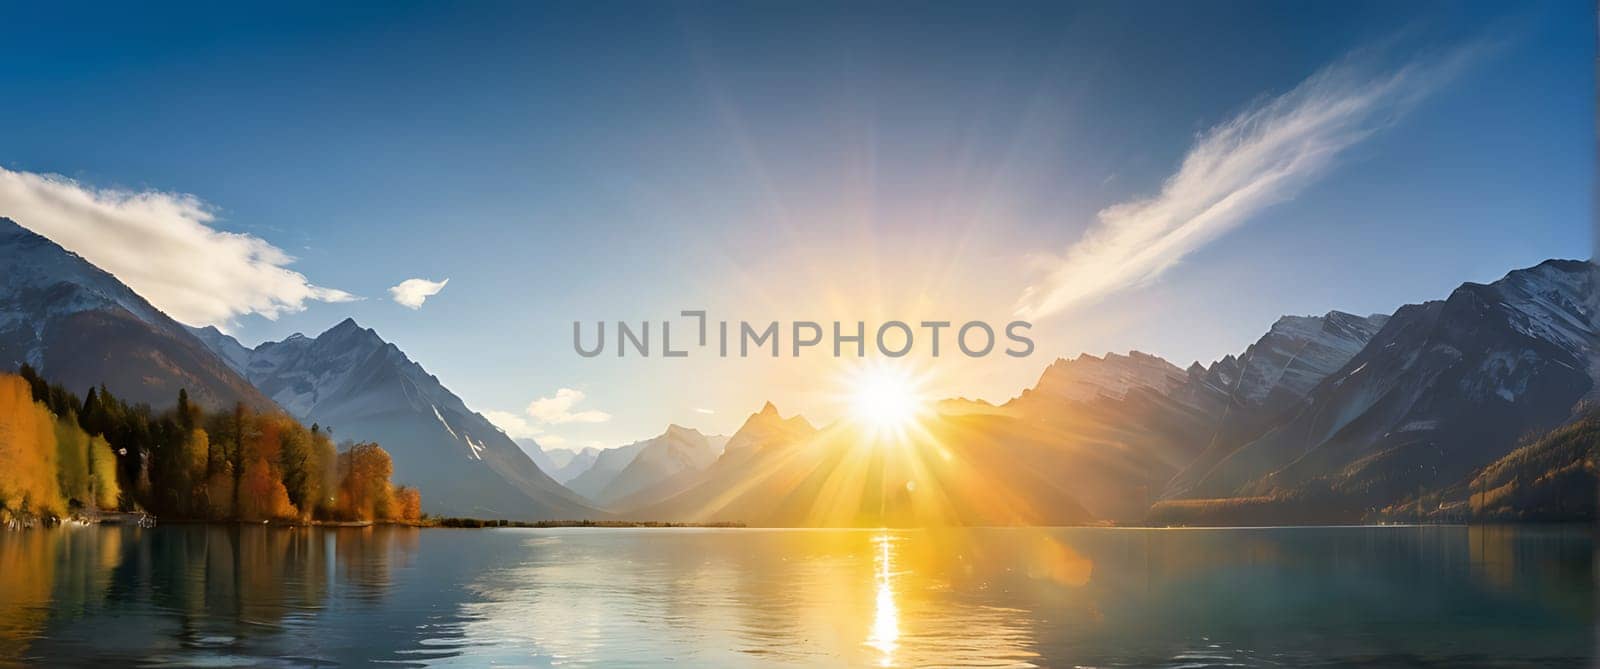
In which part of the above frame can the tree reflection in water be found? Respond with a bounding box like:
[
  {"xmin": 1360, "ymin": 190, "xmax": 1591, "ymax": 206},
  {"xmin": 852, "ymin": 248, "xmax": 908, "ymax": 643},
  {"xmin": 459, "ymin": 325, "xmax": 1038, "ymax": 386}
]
[{"xmin": 0, "ymin": 524, "xmax": 421, "ymax": 666}]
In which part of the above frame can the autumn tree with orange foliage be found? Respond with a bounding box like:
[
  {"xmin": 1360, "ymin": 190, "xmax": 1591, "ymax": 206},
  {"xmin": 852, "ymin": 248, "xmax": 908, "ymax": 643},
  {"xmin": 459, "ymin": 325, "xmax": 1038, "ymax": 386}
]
[
  {"xmin": 234, "ymin": 411, "xmax": 297, "ymax": 521},
  {"xmin": 337, "ymin": 443, "xmax": 395, "ymax": 521},
  {"xmin": 393, "ymin": 486, "xmax": 422, "ymax": 522},
  {"xmin": 0, "ymin": 376, "xmax": 63, "ymax": 522}
]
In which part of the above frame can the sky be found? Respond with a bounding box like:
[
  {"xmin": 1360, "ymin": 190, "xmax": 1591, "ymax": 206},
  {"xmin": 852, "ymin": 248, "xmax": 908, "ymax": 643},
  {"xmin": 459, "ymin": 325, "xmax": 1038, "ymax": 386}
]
[{"xmin": 0, "ymin": 1, "xmax": 1591, "ymax": 450}]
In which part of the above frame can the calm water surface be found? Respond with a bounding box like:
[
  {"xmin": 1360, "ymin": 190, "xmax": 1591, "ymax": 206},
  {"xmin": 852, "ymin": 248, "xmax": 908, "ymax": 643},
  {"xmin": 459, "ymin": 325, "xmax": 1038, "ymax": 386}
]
[{"xmin": 0, "ymin": 525, "xmax": 1590, "ymax": 667}]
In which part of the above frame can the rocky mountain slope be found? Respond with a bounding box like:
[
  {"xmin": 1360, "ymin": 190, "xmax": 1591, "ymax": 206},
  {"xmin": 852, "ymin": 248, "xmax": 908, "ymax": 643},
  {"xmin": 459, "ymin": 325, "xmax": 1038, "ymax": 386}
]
[
  {"xmin": 1179, "ymin": 260, "xmax": 1597, "ymax": 517},
  {"xmin": 193, "ymin": 318, "xmax": 600, "ymax": 520},
  {"xmin": 0, "ymin": 217, "xmax": 273, "ymax": 411},
  {"xmin": 568, "ymin": 425, "xmax": 721, "ymax": 507},
  {"xmin": 1162, "ymin": 310, "xmax": 1390, "ymax": 498}
]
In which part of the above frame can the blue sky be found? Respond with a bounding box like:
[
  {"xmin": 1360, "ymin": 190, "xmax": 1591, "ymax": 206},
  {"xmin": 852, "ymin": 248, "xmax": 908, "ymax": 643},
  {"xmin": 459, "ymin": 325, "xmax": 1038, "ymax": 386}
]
[{"xmin": 0, "ymin": 1, "xmax": 1591, "ymax": 449}]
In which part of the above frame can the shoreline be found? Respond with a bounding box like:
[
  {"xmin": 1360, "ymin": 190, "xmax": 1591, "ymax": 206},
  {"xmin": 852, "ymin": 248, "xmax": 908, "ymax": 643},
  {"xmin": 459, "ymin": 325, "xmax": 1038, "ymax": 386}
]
[
  {"xmin": 5, "ymin": 515, "xmax": 751, "ymax": 530},
  {"xmin": 5, "ymin": 513, "xmax": 1590, "ymax": 532},
  {"xmin": 6, "ymin": 518, "xmax": 1587, "ymax": 534}
]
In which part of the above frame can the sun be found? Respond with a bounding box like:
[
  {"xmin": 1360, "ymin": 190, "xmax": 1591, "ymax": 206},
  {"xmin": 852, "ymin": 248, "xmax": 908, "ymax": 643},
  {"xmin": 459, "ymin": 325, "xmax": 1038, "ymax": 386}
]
[{"xmin": 847, "ymin": 362, "xmax": 928, "ymax": 439}]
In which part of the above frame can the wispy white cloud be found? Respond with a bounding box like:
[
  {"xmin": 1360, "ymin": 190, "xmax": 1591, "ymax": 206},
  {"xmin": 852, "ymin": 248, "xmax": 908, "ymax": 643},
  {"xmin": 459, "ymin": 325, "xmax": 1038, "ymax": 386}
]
[
  {"xmin": 488, "ymin": 388, "xmax": 610, "ymax": 449},
  {"xmin": 694, "ymin": 407, "xmax": 715, "ymax": 415},
  {"xmin": 0, "ymin": 167, "xmax": 357, "ymax": 328},
  {"xmin": 483, "ymin": 409, "xmax": 543, "ymax": 439},
  {"xmin": 389, "ymin": 277, "xmax": 449, "ymax": 310},
  {"xmin": 527, "ymin": 388, "xmax": 611, "ymax": 424},
  {"xmin": 1015, "ymin": 46, "xmax": 1476, "ymax": 321}
]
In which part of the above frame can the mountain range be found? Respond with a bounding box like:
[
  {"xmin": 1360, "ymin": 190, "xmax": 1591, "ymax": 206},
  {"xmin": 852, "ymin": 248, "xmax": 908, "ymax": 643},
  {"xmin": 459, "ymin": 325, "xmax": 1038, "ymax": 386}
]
[
  {"xmin": 620, "ymin": 401, "xmax": 1098, "ymax": 526},
  {"xmin": 189, "ymin": 320, "xmax": 599, "ymax": 520},
  {"xmin": 517, "ymin": 440, "xmax": 600, "ymax": 484},
  {"xmin": 604, "ymin": 260, "xmax": 1592, "ymax": 525},
  {"xmin": 1163, "ymin": 259, "xmax": 1596, "ymax": 521},
  {"xmin": 1, "ymin": 211, "xmax": 1591, "ymax": 525},
  {"xmin": 562, "ymin": 425, "xmax": 725, "ymax": 507}
]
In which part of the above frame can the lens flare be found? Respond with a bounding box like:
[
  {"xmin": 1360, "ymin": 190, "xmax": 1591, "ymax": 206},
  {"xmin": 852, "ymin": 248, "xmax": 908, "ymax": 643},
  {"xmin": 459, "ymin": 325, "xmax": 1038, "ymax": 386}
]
[{"xmin": 846, "ymin": 361, "xmax": 929, "ymax": 441}]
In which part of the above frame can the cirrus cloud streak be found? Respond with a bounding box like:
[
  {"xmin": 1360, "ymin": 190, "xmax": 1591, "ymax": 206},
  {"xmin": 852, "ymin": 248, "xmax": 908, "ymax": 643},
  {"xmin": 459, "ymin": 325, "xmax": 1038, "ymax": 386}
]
[{"xmin": 1015, "ymin": 45, "xmax": 1478, "ymax": 321}]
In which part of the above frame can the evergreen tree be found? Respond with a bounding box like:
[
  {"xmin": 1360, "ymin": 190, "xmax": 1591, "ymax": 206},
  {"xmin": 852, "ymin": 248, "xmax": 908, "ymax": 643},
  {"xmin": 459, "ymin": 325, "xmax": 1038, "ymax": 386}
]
[
  {"xmin": 176, "ymin": 389, "xmax": 192, "ymax": 431},
  {"xmin": 79, "ymin": 387, "xmax": 102, "ymax": 436}
]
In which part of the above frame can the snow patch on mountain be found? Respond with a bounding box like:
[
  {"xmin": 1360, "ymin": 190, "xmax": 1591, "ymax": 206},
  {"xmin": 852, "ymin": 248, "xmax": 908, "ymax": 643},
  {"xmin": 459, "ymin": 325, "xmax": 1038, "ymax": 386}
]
[
  {"xmin": 190, "ymin": 317, "xmax": 597, "ymax": 519},
  {"xmin": 464, "ymin": 433, "xmax": 486, "ymax": 461},
  {"xmin": 432, "ymin": 404, "xmax": 460, "ymax": 440}
]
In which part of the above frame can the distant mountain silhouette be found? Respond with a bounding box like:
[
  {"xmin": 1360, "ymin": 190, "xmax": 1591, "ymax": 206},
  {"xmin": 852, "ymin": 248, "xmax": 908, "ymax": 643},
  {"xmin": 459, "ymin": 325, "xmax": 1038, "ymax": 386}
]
[
  {"xmin": 514, "ymin": 438, "xmax": 604, "ymax": 484},
  {"xmin": 603, "ymin": 426, "xmax": 720, "ymax": 505},
  {"xmin": 547, "ymin": 445, "xmax": 602, "ymax": 483},
  {"xmin": 565, "ymin": 439, "xmax": 652, "ymax": 502},
  {"xmin": 630, "ymin": 402, "xmax": 1096, "ymax": 526}
]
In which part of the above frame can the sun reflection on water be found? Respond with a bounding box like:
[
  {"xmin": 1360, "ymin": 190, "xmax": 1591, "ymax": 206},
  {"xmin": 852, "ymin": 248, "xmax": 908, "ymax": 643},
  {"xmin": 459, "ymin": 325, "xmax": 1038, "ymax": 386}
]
[{"xmin": 866, "ymin": 533, "xmax": 900, "ymax": 666}]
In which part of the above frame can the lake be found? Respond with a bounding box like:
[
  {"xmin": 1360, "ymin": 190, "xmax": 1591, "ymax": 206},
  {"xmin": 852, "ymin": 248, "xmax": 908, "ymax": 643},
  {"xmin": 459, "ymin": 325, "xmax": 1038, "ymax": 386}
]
[{"xmin": 0, "ymin": 524, "xmax": 1590, "ymax": 667}]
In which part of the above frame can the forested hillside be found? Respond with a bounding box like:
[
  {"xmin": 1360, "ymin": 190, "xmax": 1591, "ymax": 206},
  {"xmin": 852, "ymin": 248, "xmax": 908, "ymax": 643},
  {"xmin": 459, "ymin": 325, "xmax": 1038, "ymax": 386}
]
[
  {"xmin": 1465, "ymin": 407, "xmax": 1599, "ymax": 520},
  {"xmin": 0, "ymin": 366, "xmax": 419, "ymax": 526}
]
